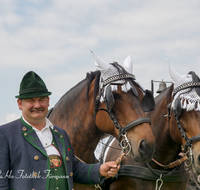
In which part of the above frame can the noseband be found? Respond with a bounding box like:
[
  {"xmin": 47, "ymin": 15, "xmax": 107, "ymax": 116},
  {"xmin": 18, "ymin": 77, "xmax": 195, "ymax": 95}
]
[
  {"xmin": 94, "ymin": 73, "xmax": 151, "ymax": 155},
  {"xmin": 170, "ymin": 81, "xmax": 200, "ymax": 153}
]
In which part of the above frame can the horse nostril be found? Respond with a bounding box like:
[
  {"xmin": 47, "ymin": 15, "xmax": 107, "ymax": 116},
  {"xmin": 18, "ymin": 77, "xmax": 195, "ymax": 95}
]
[
  {"xmin": 198, "ymin": 154, "xmax": 200, "ymax": 165},
  {"xmin": 139, "ymin": 139, "xmax": 155, "ymax": 156},
  {"xmin": 139, "ymin": 139, "xmax": 146, "ymax": 152},
  {"xmin": 139, "ymin": 140, "xmax": 147, "ymax": 153}
]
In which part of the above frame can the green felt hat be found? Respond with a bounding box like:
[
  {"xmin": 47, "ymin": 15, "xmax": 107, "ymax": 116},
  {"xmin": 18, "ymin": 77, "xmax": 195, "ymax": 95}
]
[{"xmin": 15, "ymin": 71, "xmax": 52, "ymax": 99}]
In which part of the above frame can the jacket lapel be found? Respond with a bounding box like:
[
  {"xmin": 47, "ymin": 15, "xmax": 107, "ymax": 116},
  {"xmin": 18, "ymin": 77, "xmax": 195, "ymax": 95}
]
[
  {"xmin": 20, "ymin": 117, "xmax": 67, "ymax": 159},
  {"xmin": 51, "ymin": 128, "xmax": 66, "ymax": 160},
  {"xmin": 23, "ymin": 130, "xmax": 48, "ymax": 157},
  {"xmin": 20, "ymin": 117, "xmax": 48, "ymax": 157}
]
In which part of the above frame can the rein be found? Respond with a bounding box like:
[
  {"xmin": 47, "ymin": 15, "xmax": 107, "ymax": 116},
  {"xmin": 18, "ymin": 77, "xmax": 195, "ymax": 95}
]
[
  {"xmin": 151, "ymin": 153, "xmax": 188, "ymax": 169},
  {"xmin": 99, "ymin": 136, "xmax": 188, "ymax": 169},
  {"xmin": 75, "ymin": 155, "xmax": 86, "ymax": 164}
]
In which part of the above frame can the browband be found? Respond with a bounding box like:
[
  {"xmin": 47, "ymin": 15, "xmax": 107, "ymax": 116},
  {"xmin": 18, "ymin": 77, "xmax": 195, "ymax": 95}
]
[
  {"xmin": 172, "ymin": 82, "xmax": 200, "ymax": 97},
  {"xmin": 102, "ymin": 74, "xmax": 135, "ymax": 87}
]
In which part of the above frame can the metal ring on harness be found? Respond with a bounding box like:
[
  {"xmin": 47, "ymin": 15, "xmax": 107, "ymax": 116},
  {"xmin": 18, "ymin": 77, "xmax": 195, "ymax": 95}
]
[
  {"xmin": 185, "ymin": 147, "xmax": 193, "ymax": 167},
  {"xmin": 119, "ymin": 133, "xmax": 132, "ymax": 156}
]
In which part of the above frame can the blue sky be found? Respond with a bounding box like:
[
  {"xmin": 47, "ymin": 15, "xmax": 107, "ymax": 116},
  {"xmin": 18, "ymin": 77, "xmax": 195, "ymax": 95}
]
[{"xmin": 1, "ymin": 0, "xmax": 200, "ymax": 124}]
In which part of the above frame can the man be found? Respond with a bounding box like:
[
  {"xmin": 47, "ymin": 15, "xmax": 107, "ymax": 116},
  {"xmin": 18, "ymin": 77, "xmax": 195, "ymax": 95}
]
[{"xmin": 0, "ymin": 71, "xmax": 120, "ymax": 190}]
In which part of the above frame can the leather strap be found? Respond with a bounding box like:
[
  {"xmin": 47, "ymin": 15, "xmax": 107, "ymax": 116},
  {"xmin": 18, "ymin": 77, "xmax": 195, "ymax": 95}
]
[
  {"xmin": 184, "ymin": 135, "xmax": 200, "ymax": 152},
  {"xmin": 116, "ymin": 165, "xmax": 188, "ymax": 182},
  {"xmin": 118, "ymin": 117, "xmax": 151, "ymax": 141},
  {"xmin": 151, "ymin": 155, "xmax": 188, "ymax": 169},
  {"xmin": 114, "ymin": 152, "xmax": 125, "ymax": 165}
]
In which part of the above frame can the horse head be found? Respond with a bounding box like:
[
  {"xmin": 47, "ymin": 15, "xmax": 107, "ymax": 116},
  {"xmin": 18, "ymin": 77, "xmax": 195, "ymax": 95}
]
[
  {"xmin": 100, "ymin": 61, "xmax": 197, "ymax": 190},
  {"xmin": 91, "ymin": 51, "xmax": 155, "ymax": 162},
  {"xmin": 168, "ymin": 60, "xmax": 200, "ymax": 175}
]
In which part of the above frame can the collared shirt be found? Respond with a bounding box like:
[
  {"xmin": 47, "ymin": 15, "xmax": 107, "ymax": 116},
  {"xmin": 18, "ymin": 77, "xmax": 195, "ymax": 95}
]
[{"xmin": 22, "ymin": 117, "xmax": 60, "ymax": 156}]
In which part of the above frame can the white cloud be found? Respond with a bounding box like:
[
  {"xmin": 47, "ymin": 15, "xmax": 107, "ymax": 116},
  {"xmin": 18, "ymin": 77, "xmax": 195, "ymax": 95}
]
[
  {"xmin": 6, "ymin": 113, "xmax": 19, "ymax": 123},
  {"xmin": 1, "ymin": 0, "xmax": 200, "ymax": 124}
]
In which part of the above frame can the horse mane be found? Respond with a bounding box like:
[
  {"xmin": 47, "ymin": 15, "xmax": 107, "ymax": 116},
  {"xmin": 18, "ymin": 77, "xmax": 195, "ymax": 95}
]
[
  {"xmin": 51, "ymin": 70, "xmax": 101, "ymax": 110},
  {"xmin": 155, "ymin": 84, "xmax": 174, "ymax": 105}
]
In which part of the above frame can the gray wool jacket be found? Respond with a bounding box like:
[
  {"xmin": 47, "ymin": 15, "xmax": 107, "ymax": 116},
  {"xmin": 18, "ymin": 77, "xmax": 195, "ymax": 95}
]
[{"xmin": 0, "ymin": 118, "xmax": 102, "ymax": 190}]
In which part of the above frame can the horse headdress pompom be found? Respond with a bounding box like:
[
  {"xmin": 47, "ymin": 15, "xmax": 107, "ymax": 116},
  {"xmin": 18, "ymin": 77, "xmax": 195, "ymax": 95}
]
[
  {"xmin": 167, "ymin": 59, "xmax": 200, "ymax": 112},
  {"xmin": 90, "ymin": 50, "xmax": 138, "ymax": 100}
]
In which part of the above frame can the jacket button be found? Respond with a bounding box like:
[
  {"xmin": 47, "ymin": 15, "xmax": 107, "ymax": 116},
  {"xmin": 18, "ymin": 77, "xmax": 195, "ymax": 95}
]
[
  {"xmin": 66, "ymin": 157, "xmax": 69, "ymax": 161},
  {"xmin": 32, "ymin": 189, "xmax": 35, "ymax": 190},
  {"xmin": 70, "ymin": 172, "xmax": 73, "ymax": 177},
  {"xmin": 24, "ymin": 133, "xmax": 27, "ymax": 136},
  {"xmin": 22, "ymin": 127, "xmax": 27, "ymax": 131},
  {"xmin": 34, "ymin": 156, "xmax": 39, "ymax": 160},
  {"xmin": 33, "ymin": 172, "xmax": 37, "ymax": 177},
  {"xmin": 60, "ymin": 135, "xmax": 63, "ymax": 138}
]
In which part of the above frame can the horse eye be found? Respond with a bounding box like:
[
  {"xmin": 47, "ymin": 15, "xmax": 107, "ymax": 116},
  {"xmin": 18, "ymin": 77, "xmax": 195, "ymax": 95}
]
[{"xmin": 113, "ymin": 92, "xmax": 120, "ymax": 99}]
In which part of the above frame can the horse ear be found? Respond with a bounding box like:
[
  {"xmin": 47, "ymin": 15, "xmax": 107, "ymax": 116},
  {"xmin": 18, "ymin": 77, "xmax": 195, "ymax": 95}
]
[
  {"xmin": 167, "ymin": 59, "xmax": 182, "ymax": 86},
  {"xmin": 90, "ymin": 50, "xmax": 109, "ymax": 74},
  {"xmin": 122, "ymin": 55, "xmax": 133, "ymax": 74}
]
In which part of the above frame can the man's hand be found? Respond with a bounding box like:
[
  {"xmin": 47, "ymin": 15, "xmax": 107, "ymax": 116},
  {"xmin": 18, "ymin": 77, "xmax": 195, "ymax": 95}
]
[{"xmin": 99, "ymin": 161, "xmax": 120, "ymax": 178}]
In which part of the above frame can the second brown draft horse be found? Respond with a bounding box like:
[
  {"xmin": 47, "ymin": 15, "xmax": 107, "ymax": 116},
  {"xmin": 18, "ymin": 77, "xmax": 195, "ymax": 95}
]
[
  {"xmin": 48, "ymin": 51, "xmax": 156, "ymax": 189},
  {"xmin": 103, "ymin": 62, "xmax": 200, "ymax": 190}
]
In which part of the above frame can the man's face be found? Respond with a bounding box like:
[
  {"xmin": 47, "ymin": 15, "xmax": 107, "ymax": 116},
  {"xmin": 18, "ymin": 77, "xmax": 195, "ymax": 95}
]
[{"xmin": 17, "ymin": 96, "xmax": 50, "ymax": 123}]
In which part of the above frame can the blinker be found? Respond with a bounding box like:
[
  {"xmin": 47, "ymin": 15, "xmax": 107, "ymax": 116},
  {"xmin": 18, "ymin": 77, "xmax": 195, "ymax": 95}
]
[
  {"xmin": 173, "ymin": 97, "xmax": 182, "ymax": 119},
  {"xmin": 104, "ymin": 81, "xmax": 139, "ymax": 113},
  {"xmin": 104, "ymin": 85, "xmax": 155, "ymax": 113},
  {"xmin": 129, "ymin": 80, "xmax": 138, "ymax": 97},
  {"xmin": 142, "ymin": 90, "xmax": 155, "ymax": 112},
  {"xmin": 105, "ymin": 85, "xmax": 115, "ymax": 112},
  {"xmin": 188, "ymin": 71, "xmax": 200, "ymax": 97}
]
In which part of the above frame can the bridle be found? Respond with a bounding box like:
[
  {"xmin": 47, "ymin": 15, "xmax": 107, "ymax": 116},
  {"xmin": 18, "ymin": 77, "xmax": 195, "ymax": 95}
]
[
  {"xmin": 142, "ymin": 77, "xmax": 200, "ymax": 187},
  {"xmin": 171, "ymin": 81, "xmax": 200, "ymax": 153},
  {"xmin": 94, "ymin": 64, "xmax": 154, "ymax": 155}
]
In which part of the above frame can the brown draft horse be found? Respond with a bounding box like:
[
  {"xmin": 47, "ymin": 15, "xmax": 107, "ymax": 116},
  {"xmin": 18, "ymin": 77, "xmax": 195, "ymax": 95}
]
[
  {"xmin": 48, "ymin": 52, "xmax": 156, "ymax": 189},
  {"xmin": 103, "ymin": 63, "xmax": 200, "ymax": 190}
]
